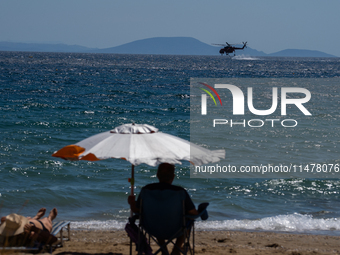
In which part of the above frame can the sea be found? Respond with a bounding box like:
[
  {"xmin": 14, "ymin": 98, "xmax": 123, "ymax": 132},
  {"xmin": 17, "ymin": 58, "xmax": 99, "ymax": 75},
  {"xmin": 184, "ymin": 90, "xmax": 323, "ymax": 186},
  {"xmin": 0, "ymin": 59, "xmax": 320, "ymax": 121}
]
[{"xmin": 1, "ymin": 51, "xmax": 340, "ymax": 235}]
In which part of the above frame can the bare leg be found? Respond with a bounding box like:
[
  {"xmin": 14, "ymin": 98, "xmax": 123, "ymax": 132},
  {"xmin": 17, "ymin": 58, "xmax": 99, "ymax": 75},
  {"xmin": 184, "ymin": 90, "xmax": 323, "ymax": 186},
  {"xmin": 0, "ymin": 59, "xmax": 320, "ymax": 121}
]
[
  {"xmin": 33, "ymin": 208, "xmax": 46, "ymax": 220},
  {"xmin": 48, "ymin": 208, "xmax": 57, "ymax": 221},
  {"xmin": 27, "ymin": 208, "xmax": 46, "ymax": 220},
  {"xmin": 28, "ymin": 208, "xmax": 57, "ymax": 233}
]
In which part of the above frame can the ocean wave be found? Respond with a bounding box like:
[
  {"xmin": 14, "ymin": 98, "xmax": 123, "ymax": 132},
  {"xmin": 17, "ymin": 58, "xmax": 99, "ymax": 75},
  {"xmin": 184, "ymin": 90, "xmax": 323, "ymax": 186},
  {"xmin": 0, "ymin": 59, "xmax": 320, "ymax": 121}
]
[
  {"xmin": 70, "ymin": 213, "xmax": 340, "ymax": 234},
  {"xmin": 71, "ymin": 220, "xmax": 125, "ymax": 230},
  {"xmin": 196, "ymin": 213, "xmax": 340, "ymax": 233}
]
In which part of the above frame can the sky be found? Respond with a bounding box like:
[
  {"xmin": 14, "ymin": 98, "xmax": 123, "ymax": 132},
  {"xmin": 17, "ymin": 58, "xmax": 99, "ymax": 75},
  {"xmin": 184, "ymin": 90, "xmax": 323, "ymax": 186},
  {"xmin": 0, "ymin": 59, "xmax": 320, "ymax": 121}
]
[{"xmin": 1, "ymin": 0, "xmax": 340, "ymax": 56}]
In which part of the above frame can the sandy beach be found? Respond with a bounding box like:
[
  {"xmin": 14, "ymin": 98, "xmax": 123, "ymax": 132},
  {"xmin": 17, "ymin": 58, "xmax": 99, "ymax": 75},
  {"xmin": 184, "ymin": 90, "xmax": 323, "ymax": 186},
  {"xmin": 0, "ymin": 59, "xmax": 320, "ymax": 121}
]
[{"xmin": 15, "ymin": 229, "xmax": 337, "ymax": 255}]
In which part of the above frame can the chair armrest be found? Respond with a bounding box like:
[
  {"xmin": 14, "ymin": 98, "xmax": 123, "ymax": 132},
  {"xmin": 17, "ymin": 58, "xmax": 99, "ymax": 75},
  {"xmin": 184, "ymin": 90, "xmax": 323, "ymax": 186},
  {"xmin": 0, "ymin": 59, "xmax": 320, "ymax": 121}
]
[
  {"xmin": 185, "ymin": 209, "xmax": 207, "ymax": 220},
  {"xmin": 186, "ymin": 202, "xmax": 209, "ymax": 221}
]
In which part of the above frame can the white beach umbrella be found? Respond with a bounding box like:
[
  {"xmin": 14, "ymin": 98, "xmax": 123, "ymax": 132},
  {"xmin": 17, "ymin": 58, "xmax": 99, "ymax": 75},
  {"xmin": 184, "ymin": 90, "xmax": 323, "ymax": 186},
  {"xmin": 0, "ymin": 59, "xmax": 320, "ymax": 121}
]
[{"xmin": 52, "ymin": 123, "xmax": 225, "ymax": 195}]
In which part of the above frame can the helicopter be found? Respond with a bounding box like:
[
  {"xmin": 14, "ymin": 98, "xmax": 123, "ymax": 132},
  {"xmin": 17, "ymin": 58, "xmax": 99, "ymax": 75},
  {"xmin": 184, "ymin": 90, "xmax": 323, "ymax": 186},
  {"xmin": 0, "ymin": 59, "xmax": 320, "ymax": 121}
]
[{"xmin": 213, "ymin": 42, "xmax": 247, "ymax": 56}]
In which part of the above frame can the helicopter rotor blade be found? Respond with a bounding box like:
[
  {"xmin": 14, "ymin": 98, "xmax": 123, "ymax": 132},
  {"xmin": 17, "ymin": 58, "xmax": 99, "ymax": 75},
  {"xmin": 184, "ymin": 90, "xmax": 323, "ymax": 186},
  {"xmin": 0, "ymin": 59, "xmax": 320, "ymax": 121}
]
[{"xmin": 212, "ymin": 43, "xmax": 227, "ymax": 46}]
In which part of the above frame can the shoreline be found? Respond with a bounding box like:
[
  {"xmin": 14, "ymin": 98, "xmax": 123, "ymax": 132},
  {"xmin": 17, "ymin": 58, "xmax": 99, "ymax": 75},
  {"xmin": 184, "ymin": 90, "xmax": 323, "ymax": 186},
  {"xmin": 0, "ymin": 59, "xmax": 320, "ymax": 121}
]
[{"xmin": 34, "ymin": 229, "xmax": 340, "ymax": 254}]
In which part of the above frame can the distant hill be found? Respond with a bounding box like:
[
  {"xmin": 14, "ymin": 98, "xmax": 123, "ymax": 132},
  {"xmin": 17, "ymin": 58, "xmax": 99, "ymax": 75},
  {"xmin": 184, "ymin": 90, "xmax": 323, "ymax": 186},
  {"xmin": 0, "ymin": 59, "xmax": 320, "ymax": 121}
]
[
  {"xmin": 268, "ymin": 49, "xmax": 336, "ymax": 58},
  {"xmin": 95, "ymin": 37, "xmax": 218, "ymax": 55},
  {"xmin": 0, "ymin": 41, "xmax": 94, "ymax": 53},
  {"xmin": 0, "ymin": 37, "xmax": 337, "ymax": 57}
]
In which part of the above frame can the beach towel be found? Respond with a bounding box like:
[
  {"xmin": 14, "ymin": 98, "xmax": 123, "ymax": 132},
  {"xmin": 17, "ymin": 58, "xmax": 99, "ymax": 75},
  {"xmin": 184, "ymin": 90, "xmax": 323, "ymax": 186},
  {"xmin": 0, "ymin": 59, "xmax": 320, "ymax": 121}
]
[{"xmin": 125, "ymin": 219, "xmax": 152, "ymax": 255}]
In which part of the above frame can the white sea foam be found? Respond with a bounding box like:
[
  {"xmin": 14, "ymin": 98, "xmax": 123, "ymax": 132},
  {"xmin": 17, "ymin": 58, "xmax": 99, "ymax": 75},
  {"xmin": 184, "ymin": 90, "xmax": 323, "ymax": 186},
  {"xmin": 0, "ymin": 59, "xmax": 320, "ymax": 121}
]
[
  {"xmin": 197, "ymin": 213, "xmax": 340, "ymax": 233},
  {"xmin": 232, "ymin": 54, "xmax": 260, "ymax": 60},
  {"xmin": 70, "ymin": 214, "xmax": 340, "ymax": 234},
  {"xmin": 71, "ymin": 220, "xmax": 125, "ymax": 230}
]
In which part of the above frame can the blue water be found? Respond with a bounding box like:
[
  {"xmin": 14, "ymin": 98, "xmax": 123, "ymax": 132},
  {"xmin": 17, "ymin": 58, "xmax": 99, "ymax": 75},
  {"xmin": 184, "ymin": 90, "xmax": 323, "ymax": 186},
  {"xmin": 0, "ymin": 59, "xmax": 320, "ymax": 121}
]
[{"xmin": 1, "ymin": 52, "xmax": 340, "ymax": 235}]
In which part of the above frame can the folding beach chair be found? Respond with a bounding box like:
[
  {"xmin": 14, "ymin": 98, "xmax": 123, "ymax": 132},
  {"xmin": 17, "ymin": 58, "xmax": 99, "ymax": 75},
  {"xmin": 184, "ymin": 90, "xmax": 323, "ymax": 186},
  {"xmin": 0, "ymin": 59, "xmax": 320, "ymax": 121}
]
[
  {"xmin": 129, "ymin": 189, "xmax": 208, "ymax": 255},
  {"xmin": 51, "ymin": 220, "xmax": 71, "ymax": 248}
]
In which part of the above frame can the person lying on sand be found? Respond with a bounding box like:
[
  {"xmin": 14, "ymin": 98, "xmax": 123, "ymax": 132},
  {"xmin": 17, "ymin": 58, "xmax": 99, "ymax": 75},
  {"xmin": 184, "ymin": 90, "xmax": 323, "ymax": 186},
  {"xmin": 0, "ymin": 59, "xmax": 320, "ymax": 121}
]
[
  {"xmin": 0, "ymin": 208, "xmax": 58, "ymax": 247},
  {"xmin": 24, "ymin": 207, "xmax": 57, "ymax": 234}
]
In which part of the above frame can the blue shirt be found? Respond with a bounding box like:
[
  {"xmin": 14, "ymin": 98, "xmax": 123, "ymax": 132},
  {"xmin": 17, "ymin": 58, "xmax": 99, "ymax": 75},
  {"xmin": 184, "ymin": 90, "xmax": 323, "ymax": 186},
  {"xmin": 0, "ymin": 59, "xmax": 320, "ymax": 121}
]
[{"xmin": 136, "ymin": 182, "xmax": 195, "ymax": 213}]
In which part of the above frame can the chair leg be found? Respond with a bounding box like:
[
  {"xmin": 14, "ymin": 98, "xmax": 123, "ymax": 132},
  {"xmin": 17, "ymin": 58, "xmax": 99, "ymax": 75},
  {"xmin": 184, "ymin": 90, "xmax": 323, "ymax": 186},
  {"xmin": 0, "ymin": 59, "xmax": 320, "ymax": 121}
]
[
  {"xmin": 184, "ymin": 223, "xmax": 195, "ymax": 255},
  {"xmin": 152, "ymin": 238, "xmax": 169, "ymax": 255},
  {"xmin": 137, "ymin": 229, "xmax": 142, "ymax": 255},
  {"xmin": 60, "ymin": 228, "xmax": 63, "ymax": 247},
  {"xmin": 192, "ymin": 223, "xmax": 195, "ymax": 255},
  {"xmin": 67, "ymin": 223, "xmax": 71, "ymax": 241},
  {"xmin": 129, "ymin": 238, "xmax": 132, "ymax": 255}
]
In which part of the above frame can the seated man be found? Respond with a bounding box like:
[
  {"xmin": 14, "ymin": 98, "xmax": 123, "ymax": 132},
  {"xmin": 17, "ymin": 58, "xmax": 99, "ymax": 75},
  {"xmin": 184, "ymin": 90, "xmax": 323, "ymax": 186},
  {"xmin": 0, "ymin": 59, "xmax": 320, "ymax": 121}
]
[
  {"xmin": 0, "ymin": 208, "xmax": 58, "ymax": 247},
  {"xmin": 128, "ymin": 163, "xmax": 198, "ymax": 255}
]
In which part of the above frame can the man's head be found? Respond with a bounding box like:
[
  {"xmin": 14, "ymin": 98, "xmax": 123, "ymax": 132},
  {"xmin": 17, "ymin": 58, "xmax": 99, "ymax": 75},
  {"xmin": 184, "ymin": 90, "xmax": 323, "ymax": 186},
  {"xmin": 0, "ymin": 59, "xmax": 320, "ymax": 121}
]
[{"xmin": 157, "ymin": 163, "xmax": 175, "ymax": 183}]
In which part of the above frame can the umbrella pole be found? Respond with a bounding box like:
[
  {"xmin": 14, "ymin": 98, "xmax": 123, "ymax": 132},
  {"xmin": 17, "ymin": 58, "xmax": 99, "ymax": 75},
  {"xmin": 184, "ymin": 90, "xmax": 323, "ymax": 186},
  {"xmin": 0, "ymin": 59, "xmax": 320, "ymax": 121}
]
[
  {"xmin": 131, "ymin": 164, "xmax": 135, "ymax": 196},
  {"xmin": 130, "ymin": 165, "xmax": 135, "ymax": 217}
]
